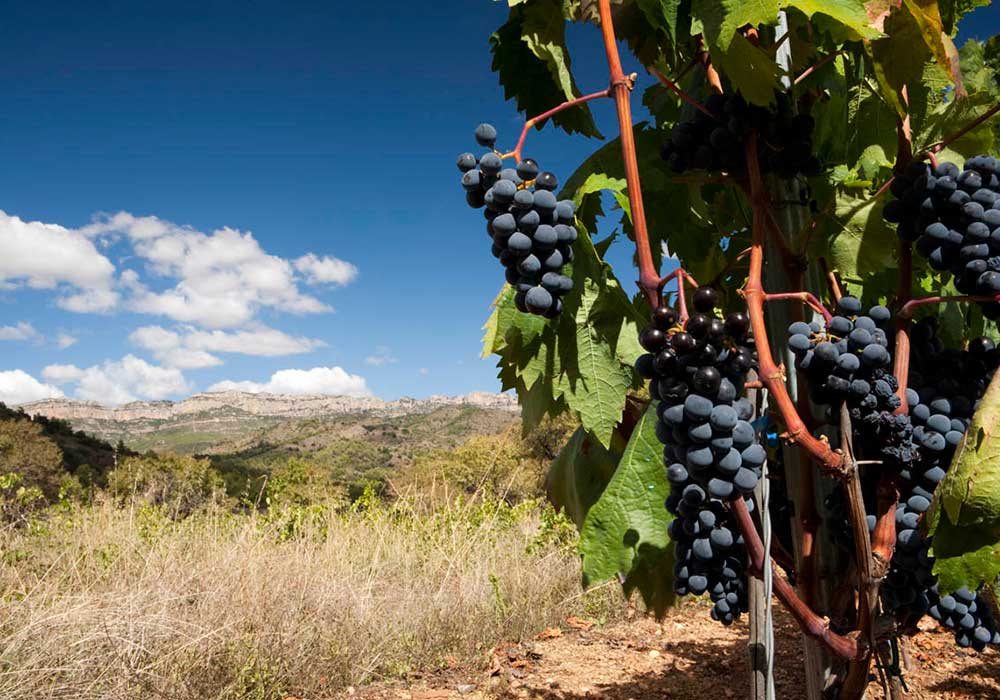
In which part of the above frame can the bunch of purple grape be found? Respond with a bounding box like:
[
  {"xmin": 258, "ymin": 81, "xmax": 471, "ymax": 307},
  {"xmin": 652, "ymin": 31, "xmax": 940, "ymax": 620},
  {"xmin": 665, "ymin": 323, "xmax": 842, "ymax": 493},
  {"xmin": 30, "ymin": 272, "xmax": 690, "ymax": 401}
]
[
  {"xmin": 457, "ymin": 124, "xmax": 576, "ymax": 317},
  {"xmin": 634, "ymin": 287, "xmax": 763, "ymax": 625}
]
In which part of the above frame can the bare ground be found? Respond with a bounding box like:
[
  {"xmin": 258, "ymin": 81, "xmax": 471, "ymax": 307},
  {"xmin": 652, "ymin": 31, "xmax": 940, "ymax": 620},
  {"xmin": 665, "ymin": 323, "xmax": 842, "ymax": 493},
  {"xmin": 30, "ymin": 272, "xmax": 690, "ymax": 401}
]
[{"xmin": 354, "ymin": 602, "xmax": 1000, "ymax": 700}]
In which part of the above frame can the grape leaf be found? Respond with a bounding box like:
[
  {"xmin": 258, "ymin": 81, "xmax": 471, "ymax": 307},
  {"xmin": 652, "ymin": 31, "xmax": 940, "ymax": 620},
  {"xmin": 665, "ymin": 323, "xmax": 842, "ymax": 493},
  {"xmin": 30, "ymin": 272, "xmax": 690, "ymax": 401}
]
[
  {"xmin": 816, "ymin": 190, "xmax": 896, "ymax": 286},
  {"xmin": 490, "ymin": 1, "xmax": 601, "ymax": 137},
  {"xmin": 481, "ymin": 284, "xmax": 549, "ymax": 358},
  {"xmin": 554, "ymin": 277, "xmax": 639, "ymax": 446},
  {"xmin": 569, "ymin": 172, "xmax": 627, "ymax": 237},
  {"xmin": 692, "ymin": 0, "xmax": 782, "ymax": 105},
  {"xmin": 927, "ymin": 373, "xmax": 1000, "ymax": 593},
  {"xmin": 902, "ymin": 0, "xmax": 965, "ymax": 94},
  {"xmin": 635, "ymin": 0, "xmax": 689, "ymax": 57},
  {"xmin": 485, "ymin": 227, "xmax": 642, "ymax": 449},
  {"xmin": 579, "ymin": 402, "xmax": 676, "ymax": 615},
  {"xmin": 788, "ymin": 0, "xmax": 882, "ymax": 39},
  {"xmin": 546, "ymin": 424, "xmax": 623, "ymax": 527},
  {"xmin": 869, "ymin": 0, "xmax": 966, "ymax": 123}
]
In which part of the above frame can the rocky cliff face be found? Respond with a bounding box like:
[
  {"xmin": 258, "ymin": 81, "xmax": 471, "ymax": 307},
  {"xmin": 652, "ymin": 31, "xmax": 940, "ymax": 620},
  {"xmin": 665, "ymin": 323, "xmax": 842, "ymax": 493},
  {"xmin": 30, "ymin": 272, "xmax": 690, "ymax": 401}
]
[{"xmin": 21, "ymin": 390, "xmax": 518, "ymax": 422}]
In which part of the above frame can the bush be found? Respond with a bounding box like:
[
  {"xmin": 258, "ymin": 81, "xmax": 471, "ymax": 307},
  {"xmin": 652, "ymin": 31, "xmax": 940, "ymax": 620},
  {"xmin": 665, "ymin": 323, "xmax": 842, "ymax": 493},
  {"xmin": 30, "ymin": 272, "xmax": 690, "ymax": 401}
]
[
  {"xmin": 0, "ymin": 420, "xmax": 64, "ymax": 498},
  {"xmin": 106, "ymin": 454, "xmax": 228, "ymax": 517}
]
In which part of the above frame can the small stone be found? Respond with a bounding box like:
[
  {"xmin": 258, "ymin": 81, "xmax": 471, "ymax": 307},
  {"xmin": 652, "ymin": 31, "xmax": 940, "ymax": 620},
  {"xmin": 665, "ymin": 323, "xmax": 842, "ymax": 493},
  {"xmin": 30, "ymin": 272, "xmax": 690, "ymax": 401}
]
[{"xmin": 456, "ymin": 684, "xmax": 476, "ymax": 695}]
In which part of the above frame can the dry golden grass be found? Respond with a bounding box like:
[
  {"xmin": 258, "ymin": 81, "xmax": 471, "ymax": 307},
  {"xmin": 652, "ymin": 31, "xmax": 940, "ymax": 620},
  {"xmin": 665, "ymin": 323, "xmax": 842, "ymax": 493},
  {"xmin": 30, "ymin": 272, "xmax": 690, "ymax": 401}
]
[{"xmin": 0, "ymin": 496, "xmax": 624, "ymax": 699}]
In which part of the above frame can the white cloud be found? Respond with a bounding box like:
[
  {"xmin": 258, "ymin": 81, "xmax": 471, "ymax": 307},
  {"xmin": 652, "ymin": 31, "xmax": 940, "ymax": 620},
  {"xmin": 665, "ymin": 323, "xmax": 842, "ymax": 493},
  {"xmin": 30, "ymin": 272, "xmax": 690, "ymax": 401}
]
[
  {"xmin": 0, "ymin": 321, "xmax": 42, "ymax": 343},
  {"xmin": 0, "ymin": 210, "xmax": 118, "ymax": 312},
  {"xmin": 419, "ymin": 368, "xmax": 429, "ymax": 376},
  {"xmin": 42, "ymin": 355, "xmax": 191, "ymax": 405},
  {"xmin": 208, "ymin": 366, "xmax": 370, "ymax": 397},
  {"xmin": 364, "ymin": 345, "xmax": 398, "ymax": 366},
  {"xmin": 41, "ymin": 364, "xmax": 84, "ymax": 385},
  {"xmin": 56, "ymin": 333, "xmax": 78, "ymax": 349},
  {"xmin": 295, "ymin": 253, "xmax": 358, "ymax": 286},
  {"xmin": 84, "ymin": 212, "xmax": 350, "ymax": 328},
  {"xmin": 129, "ymin": 324, "xmax": 325, "ymax": 369},
  {"xmin": 0, "ymin": 370, "xmax": 64, "ymax": 405}
]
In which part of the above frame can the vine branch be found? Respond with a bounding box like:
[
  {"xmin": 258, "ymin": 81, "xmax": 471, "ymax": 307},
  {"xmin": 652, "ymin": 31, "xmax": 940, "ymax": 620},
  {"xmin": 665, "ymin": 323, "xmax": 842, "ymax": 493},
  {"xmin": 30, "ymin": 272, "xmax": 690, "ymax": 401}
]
[
  {"xmin": 501, "ymin": 88, "xmax": 613, "ymax": 163},
  {"xmin": 598, "ymin": 0, "xmax": 659, "ymax": 308},
  {"xmin": 927, "ymin": 102, "xmax": 1000, "ymax": 155},
  {"xmin": 731, "ymin": 497, "xmax": 863, "ymax": 661},
  {"xmin": 762, "ymin": 292, "xmax": 833, "ymax": 324},
  {"xmin": 649, "ymin": 66, "xmax": 715, "ymax": 119},
  {"xmin": 741, "ymin": 131, "xmax": 846, "ymax": 476},
  {"xmin": 899, "ymin": 293, "xmax": 1000, "ymax": 319}
]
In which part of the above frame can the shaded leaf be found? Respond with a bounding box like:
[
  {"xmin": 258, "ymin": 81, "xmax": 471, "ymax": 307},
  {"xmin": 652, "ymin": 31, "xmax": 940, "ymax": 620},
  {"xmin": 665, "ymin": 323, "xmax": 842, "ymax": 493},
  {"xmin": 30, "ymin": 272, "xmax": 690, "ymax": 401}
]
[
  {"xmin": 546, "ymin": 425, "xmax": 623, "ymax": 527},
  {"xmin": 817, "ymin": 190, "xmax": 896, "ymax": 285}
]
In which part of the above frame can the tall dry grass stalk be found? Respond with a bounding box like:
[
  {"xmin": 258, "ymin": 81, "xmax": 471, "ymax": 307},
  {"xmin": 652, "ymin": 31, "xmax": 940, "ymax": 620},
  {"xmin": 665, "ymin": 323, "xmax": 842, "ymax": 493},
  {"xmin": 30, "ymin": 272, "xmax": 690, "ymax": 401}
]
[{"xmin": 0, "ymin": 497, "xmax": 624, "ymax": 699}]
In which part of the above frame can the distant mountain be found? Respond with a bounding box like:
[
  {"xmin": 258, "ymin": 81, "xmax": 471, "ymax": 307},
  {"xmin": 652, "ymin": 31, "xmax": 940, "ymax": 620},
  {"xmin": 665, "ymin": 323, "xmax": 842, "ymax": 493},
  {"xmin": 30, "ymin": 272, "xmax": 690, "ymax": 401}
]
[{"xmin": 21, "ymin": 390, "xmax": 519, "ymax": 454}]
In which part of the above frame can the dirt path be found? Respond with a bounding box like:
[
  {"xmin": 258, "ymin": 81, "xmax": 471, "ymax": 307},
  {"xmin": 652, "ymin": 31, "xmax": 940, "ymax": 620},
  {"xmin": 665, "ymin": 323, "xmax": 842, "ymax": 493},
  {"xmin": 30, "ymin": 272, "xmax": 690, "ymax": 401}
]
[{"xmin": 356, "ymin": 602, "xmax": 1000, "ymax": 700}]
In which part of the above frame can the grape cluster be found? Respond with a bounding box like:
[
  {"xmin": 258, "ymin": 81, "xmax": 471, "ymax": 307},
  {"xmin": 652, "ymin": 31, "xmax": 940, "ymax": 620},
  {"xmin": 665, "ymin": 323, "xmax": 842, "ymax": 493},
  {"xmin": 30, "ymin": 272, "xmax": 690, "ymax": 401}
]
[
  {"xmin": 457, "ymin": 123, "xmax": 577, "ymax": 317},
  {"xmin": 785, "ymin": 297, "xmax": 913, "ymax": 462},
  {"xmin": 881, "ymin": 321, "xmax": 1000, "ymax": 638},
  {"xmin": 634, "ymin": 287, "xmax": 765, "ymax": 625},
  {"xmin": 660, "ymin": 93, "xmax": 820, "ymax": 177},
  {"xmin": 868, "ymin": 319, "xmax": 999, "ymax": 646},
  {"xmin": 928, "ymin": 586, "xmax": 1000, "ymax": 651},
  {"xmin": 883, "ymin": 156, "xmax": 1000, "ymax": 318},
  {"xmin": 905, "ymin": 318, "xmax": 998, "ymax": 488}
]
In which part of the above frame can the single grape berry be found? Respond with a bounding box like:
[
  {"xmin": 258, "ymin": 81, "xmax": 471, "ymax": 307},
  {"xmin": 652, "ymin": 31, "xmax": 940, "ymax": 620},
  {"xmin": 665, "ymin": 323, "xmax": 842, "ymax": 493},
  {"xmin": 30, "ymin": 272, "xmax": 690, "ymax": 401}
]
[
  {"xmin": 653, "ymin": 306, "xmax": 679, "ymax": 330},
  {"xmin": 516, "ymin": 158, "xmax": 539, "ymax": 181},
  {"xmin": 535, "ymin": 171, "xmax": 558, "ymax": 191},
  {"xmin": 475, "ymin": 123, "xmax": 498, "ymax": 148},
  {"xmin": 692, "ymin": 287, "xmax": 719, "ymax": 313},
  {"xmin": 457, "ymin": 153, "xmax": 477, "ymax": 172},
  {"xmin": 724, "ymin": 312, "xmax": 749, "ymax": 338}
]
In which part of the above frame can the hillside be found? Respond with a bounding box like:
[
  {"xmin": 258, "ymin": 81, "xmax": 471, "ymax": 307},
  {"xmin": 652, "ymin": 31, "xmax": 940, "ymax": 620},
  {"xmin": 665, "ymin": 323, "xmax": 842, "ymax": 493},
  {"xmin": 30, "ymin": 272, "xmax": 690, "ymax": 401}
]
[
  {"xmin": 0, "ymin": 403, "xmax": 118, "ymax": 497},
  {"xmin": 22, "ymin": 390, "xmax": 519, "ymax": 454}
]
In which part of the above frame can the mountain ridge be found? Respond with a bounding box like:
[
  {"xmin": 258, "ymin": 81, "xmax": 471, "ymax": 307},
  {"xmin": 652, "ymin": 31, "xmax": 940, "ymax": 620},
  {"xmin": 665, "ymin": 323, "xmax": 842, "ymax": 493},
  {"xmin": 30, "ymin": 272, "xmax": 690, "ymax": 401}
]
[{"xmin": 21, "ymin": 390, "xmax": 518, "ymax": 422}]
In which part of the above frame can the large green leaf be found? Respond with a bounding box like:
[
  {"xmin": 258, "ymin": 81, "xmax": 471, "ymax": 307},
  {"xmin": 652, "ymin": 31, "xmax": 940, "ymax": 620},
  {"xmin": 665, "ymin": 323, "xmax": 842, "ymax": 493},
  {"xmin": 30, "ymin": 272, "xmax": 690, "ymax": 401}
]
[
  {"xmin": 928, "ymin": 372, "xmax": 1000, "ymax": 593},
  {"xmin": 555, "ymin": 277, "xmax": 638, "ymax": 445},
  {"xmin": 579, "ymin": 402, "xmax": 675, "ymax": 615},
  {"xmin": 489, "ymin": 1, "xmax": 601, "ymax": 138},
  {"xmin": 635, "ymin": 0, "xmax": 689, "ymax": 58}
]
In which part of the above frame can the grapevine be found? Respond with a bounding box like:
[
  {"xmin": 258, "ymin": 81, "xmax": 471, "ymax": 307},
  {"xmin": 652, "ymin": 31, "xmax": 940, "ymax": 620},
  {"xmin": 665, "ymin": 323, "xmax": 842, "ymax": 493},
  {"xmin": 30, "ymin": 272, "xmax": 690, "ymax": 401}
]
[{"xmin": 459, "ymin": 1, "xmax": 1000, "ymax": 697}]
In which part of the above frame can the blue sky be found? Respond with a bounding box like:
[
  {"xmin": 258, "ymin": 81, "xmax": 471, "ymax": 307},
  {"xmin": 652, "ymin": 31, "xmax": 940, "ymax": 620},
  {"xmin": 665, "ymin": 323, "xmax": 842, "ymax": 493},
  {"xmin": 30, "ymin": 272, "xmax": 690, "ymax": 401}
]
[{"xmin": 0, "ymin": 2, "xmax": 995, "ymax": 405}]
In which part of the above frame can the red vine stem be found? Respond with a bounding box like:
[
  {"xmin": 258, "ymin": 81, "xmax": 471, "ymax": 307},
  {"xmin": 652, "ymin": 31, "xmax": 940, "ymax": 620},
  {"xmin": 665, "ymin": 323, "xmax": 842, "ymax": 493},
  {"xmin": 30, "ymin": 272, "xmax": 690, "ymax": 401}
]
[
  {"xmin": 697, "ymin": 49, "xmax": 723, "ymax": 94},
  {"xmin": 793, "ymin": 50, "xmax": 847, "ymax": 85},
  {"xmin": 871, "ymin": 474, "xmax": 899, "ymax": 568},
  {"xmin": 899, "ymin": 293, "xmax": 1000, "ymax": 318},
  {"xmin": 597, "ymin": 0, "xmax": 659, "ymax": 308},
  {"xmin": 731, "ymin": 497, "xmax": 862, "ymax": 660},
  {"xmin": 927, "ymin": 102, "xmax": 1000, "ymax": 155},
  {"xmin": 763, "ymin": 292, "xmax": 834, "ymax": 324},
  {"xmin": 502, "ymin": 88, "xmax": 613, "ymax": 162},
  {"xmin": 649, "ymin": 66, "xmax": 715, "ymax": 118},
  {"xmin": 742, "ymin": 131, "xmax": 846, "ymax": 475},
  {"xmin": 654, "ymin": 268, "xmax": 699, "ymax": 319},
  {"xmin": 819, "ymin": 257, "xmax": 843, "ymax": 302}
]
